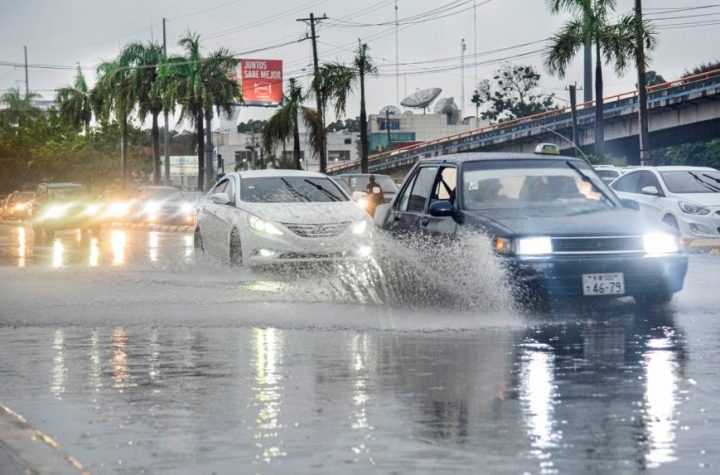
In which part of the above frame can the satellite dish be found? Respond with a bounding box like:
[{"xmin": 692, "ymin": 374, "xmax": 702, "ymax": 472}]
[
  {"xmin": 401, "ymin": 87, "xmax": 442, "ymax": 112},
  {"xmin": 433, "ymin": 97, "xmax": 460, "ymax": 125},
  {"xmin": 379, "ymin": 105, "xmax": 400, "ymax": 115}
]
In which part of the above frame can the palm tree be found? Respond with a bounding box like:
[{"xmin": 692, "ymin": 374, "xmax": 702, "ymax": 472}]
[
  {"xmin": 0, "ymin": 87, "xmax": 42, "ymax": 127},
  {"xmin": 122, "ymin": 42, "xmax": 165, "ymax": 184},
  {"xmin": 545, "ymin": 0, "xmax": 655, "ymax": 159},
  {"xmin": 318, "ymin": 41, "xmax": 377, "ymax": 172},
  {"xmin": 92, "ymin": 56, "xmax": 135, "ymax": 188},
  {"xmin": 55, "ymin": 66, "xmax": 93, "ymax": 133},
  {"xmin": 262, "ymin": 78, "xmax": 323, "ymax": 170},
  {"xmin": 159, "ymin": 32, "xmax": 239, "ymax": 191}
]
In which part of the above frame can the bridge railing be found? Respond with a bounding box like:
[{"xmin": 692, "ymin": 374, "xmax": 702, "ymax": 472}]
[{"xmin": 327, "ymin": 67, "xmax": 720, "ymax": 174}]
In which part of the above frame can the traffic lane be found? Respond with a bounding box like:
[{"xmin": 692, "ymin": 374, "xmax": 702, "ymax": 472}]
[{"xmin": 0, "ymin": 224, "xmax": 194, "ymax": 269}]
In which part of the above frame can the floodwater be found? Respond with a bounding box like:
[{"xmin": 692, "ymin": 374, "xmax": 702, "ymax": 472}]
[{"xmin": 0, "ymin": 223, "xmax": 719, "ymax": 473}]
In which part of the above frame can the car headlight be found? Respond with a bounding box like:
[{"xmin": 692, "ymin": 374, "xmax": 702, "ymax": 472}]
[
  {"xmin": 14, "ymin": 203, "xmax": 26, "ymax": 211},
  {"xmin": 352, "ymin": 220, "xmax": 368, "ymax": 235},
  {"xmin": 248, "ymin": 215, "xmax": 284, "ymax": 236},
  {"xmin": 106, "ymin": 202, "xmax": 130, "ymax": 217},
  {"xmin": 84, "ymin": 203, "xmax": 101, "ymax": 215},
  {"xmin": 45, "ymin": 205, "xmax": 68, "ymax": 219},
  {"xmin": 678, "ymin": 200, "xmax": 710, "ymax": 215},
  {"xmin": 181, "ymin": 202, "xmax": 194, "ymax": 215},
  {"xmin": 644, "ymin": 232, "xmax": 679, "ymax": 255},
  {"xmin": 357, "ymin": 197, "xmax": 369, "ymax": 210},
  {"xmin": 516, "ymin": 236, "xmax": 553, "ymax": 256},
  {"xmin": 143, "ymin": 201, "xmax": 161, "ymax": 214}
]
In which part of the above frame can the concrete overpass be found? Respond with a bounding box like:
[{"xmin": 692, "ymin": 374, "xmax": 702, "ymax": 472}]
[{"xmin": 327, "ymin": 68, "xmax": 720, "ymax": 178}]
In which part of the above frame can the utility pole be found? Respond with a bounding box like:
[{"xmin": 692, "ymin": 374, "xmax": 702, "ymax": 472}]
[
  {"xmin": 297, "ymin": 13, "xmax": 328, "ymax": 173},
  {"xmin": 473, "ymin": 0, "xmax": 478, "ymax": 97},
  {"xmin": 23, "ymin": 46, "xmax": 29, "ymax": 97},
  {"xmin": 568, "ymin": 84, "xmax": 579, "ymax": 157},
  {"xmin": 460, "ymin": 39, "xmax": 466, "ymax": 121},
  {"xmin": 583, "ymin": 42, "xmax": 592, "ymax": 103},
  {"xmin": 395, "ymin": 0, "xmax": 399, "ymax": 106},
  {"xmin": 385, "ymin": 108, "xmax": 392, "ymax": 151},
  {"xmin": 162, "ymin": 18, "xmax": 171, "ymax": 186},
  {"xmin": 635, "ymin": 0, "xmax": 651, "ymax": 166}
]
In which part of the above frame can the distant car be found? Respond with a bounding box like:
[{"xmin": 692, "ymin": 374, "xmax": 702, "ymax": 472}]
[
  {"xmin": 31, "ymin": 183, "xmax": 99, "ymax": 239},
  {"xmin": 2, "ymin": 191, "xmax": 34, "ymax": 220},
  {"xmin": 377, "ymin": 153, "xmax": 688, "ymax": 305},
  {"xmin": 194, "ymin": 170, "xmax": 372, "ymax": 266},
  {"xmin": 593, "ymin": 165, "xmax": 625, "ymax": 184},
  {"xmin": 98, "ymin": 188, "xmax": 137, "ymax": 223},
  {"xmin": 337, "ymin": 174, "xmax": 399, "ymax": 204},
  {"xmin": 133, "ymin": 186, "xmax": 195, "ymax": 225},
  {"xmin": 610, "ymin": 166, "xmax": 720, "ymax": 242}
]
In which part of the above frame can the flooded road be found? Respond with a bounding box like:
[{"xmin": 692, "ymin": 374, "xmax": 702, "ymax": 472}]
[{"xmin": 0, "ymin": 223, "xmax": 719, "ymax": 473}]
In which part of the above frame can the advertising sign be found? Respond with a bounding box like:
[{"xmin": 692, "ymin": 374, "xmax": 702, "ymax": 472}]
[{"xmin": 238, "ymin": 59, "xmax": 283, "ymax": 107}]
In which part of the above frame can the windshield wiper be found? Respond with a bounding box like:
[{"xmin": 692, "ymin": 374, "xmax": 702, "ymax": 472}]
[
  {"xmin": 701, "ymin": 173, "xmax": 720, "ymax": 186},
  {"xmin": 688, "ymin": 172, "xmax": 720, "ymax": 192},
  {"xmin": 304, "ymin": 179, "xmax": 340, "ymax": 201},
  {"xmin": 565, "ymin": 161, "xmax": 616, "ymax": 205},
  {"xmin": 280, "ymin": 178, "xmax": 311, "ymax": 202}
]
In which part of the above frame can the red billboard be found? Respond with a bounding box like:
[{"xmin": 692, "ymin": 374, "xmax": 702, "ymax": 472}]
[{"xmin": 238, "ymin": 59, "xmax": 283, "ymax": 107}]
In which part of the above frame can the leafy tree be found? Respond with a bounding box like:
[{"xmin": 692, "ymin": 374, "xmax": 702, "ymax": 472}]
[
  {"xmin": 655, "ymin": 140, "xmax": 720, "ymax": 169},
  {"xmin": 0, "ymin": 87, "xmax": 42, "ymax": 127},
  {"xmin": 159, "ymin": 32, "xmax": 240, "ymax": 191},
  {"xmin": 55, "ymin": 66, "xmax": 93, "ymax": 133},
  {"xmin": 326, "ymin": 117, "xmax": 359, "ymax": 133},
  {"xmin": 474, "ymin": 65, "xmax": 555, "ymax": 123},
  {"xmin": 645, "ymin": 70, "xmax": 666, "ymax": 87},
  {"xmin": 262, "ymin": 78, "xmax": 322, "ymax": 170},
  {"xmin": 237, "ymin": 119, "xmax": 268, "ymax": 133},
  {"xmin": 545, "ymin": 0, "xmax": 656, "ymax": 159},
  {"xmin": 683, "ymin": 60, "xmax": 720, "ymax": 78}
]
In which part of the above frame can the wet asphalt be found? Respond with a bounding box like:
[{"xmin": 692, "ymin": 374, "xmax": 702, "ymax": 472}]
[{"xmin": 0, "ymin": 223, "xmax": 719, "ymax": 474}]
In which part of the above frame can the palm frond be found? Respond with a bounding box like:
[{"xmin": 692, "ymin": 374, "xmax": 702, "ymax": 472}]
[{"xmin": 544, "ymin": 18, "xmax": 584, "ymax": 78}]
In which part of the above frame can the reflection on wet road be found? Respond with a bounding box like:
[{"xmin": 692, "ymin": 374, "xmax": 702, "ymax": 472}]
[{"xmin": 0, "ymin": 223, "xmax": 719, "ymax": 473}]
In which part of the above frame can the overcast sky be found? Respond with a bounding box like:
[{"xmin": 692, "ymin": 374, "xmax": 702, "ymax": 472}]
[{"xmin": 1, "ymin": 0, "xmax": 718, "ymax": 130}]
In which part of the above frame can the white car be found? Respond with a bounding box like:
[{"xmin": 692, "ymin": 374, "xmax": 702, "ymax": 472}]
[
  {"xmin": 194, "ymin": 170, "xmax": 373, "ymax": 265},
  {"xmin": 610, "ymin": 166, "xmax": 720, "ymax": 241},
  {"xmin": 593, "ymin": 165, "xmax": 625, "ymax": 184}
]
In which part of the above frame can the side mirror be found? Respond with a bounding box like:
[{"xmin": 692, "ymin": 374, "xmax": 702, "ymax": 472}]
[
  {"xmin": 429, "ymin": 200, "xmax": 454, "ymax": 217},
  {"xmin": 210, "ymin": 192, "xmax": 230, "ymax": 205},
  {"xmin": 621, "ymin": 198, "xmax": 640, "ymax": 210},
  {"xmin": 641, "ymin": 186, "xmax": 660, "ymax": 196}
]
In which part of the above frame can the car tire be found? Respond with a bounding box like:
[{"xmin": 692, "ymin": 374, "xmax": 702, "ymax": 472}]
[
  {"xmin": 634, "ymin": 292, "xmax": 673, "ymax": 307},
  {"xmin": 194, "ymin": 227, "xmax": 204, "ymax": 253},
  {"xmin": 662, "ymin": 215, "xmax": 679, "ymax": 231},
  {"xmin": 229, "ymin": 229, "xmax": 243, "ymax": 267}
]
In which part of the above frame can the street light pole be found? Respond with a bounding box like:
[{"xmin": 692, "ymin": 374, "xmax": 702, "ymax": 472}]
[
  {"xmin": 162, "ymin": 18, "xmax": 171, "ymax": 186},
  {"xmin": 460, "ymin": 38, "xmax": 466, "ymax": 121},
  {"xmin": 635, "ymin": 0, "xmax": 651, "ymax": 166}
]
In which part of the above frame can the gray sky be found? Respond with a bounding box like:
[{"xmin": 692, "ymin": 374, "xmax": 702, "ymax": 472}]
[{"xmin": 1, "ymin": 0, "xmax": 718, "ymax": 129}]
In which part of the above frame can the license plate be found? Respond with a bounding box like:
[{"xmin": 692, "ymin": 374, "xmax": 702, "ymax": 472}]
[{"xmin": 582, "ymin": 273, "xmax": 625, "ymax": 296}]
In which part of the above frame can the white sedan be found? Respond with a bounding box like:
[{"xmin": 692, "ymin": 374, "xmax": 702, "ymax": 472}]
[
  {"xmin": 610, "ymin": 166, "xmax": 720, "ymax": 241},
  {"xmin": 194, "ymin": 170, "xmax": 373, "ymax": 266}
]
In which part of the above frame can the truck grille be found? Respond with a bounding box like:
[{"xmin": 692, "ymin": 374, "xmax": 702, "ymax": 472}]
[
  {"xmin": 551, "ymin": 236, "xmax": 644, "ymax": 254},
  {"xmin": 282, "ymin": 221, "xmax": 350, "ymax": 238}
]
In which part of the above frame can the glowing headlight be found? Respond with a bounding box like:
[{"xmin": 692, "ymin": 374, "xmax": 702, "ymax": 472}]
[
  {"xmin": 14, "ymin": 203, "xmax": 26, "ymax": 211},
  {"xmin": 678, "ymin": 200, "xmax": 710, "ymax": 215},
  {"xmin": 181, "ymin": 202, "xmax": 194, "ymax": 215},
  {"xmin": 643, "ymin": 232, "xmax": 679, "ymax": 255},
  {"xmin": 84, "ymin": 203, "xmax": 101, "ymax": 215},
  {"xmin": 143, "ymin": 201, "xmax": 161, "ymax": 214},
  {"xmin": 352, "ymin": 220, "xmax": 368, "ymax": 235},
  {"xmin": 358, "ymin": 245, "xmax": 372, "ymax": 257},
  {"xmin": 45, "ymin": 205, "xmax": 68, "ymax": 219},
  {"xmin": 516, "ymin": 236, "xmax": 553, "ymax": 256},
  {"xmin": 106, "ymin": 202, "xmax": 130, "ymax": 217},
  {"xmin": 248, "ymin": 215, "xmax": 284, "ymax": 236},
  {"xmin": 357, "ymin": 197, "xmax": 369, "ymax": 209}
]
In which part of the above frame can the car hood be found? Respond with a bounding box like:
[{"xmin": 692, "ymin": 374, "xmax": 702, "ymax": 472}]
[
  {"xmin": 240, "ymin": 201, "xmax": 367, "ymax": 224},
  {"xmin": 462, "ymin": 207, "xmax": 662, "ymax": 237},
  {"xmin": 674, "ymin": 192, "xmax": 720, "ymax": 206}
]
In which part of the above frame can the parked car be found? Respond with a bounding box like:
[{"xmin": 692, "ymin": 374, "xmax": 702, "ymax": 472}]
[
  {"xmin": 132, "ymin": 186, "xmax": 195, "ymax": 225},
  {"xmin": 194, "ymin": 170, "xmax": 372, "ymax": 266},
  {"xmin": 593, "ymin": 165, "xmax": 625, "ymax": 184},
  {"xmin": 376, "ymin": 152, "xmax": 688, "ymax": 305},
  {"xmin": 609, "ymin": 166, "xmax": 720, "ymax": 242},
  {"xmin": 1, "ymin": 191, "xmax": 34, "ymax": 220},
  {"xmin": 31, "ymin": 183, "xmax": 99, "ymax": 239}
]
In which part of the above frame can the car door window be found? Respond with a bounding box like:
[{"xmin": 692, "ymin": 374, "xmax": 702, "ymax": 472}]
[
  {"xmin": 611, "ymin": 172, "xmax": 641, "ymax": 193},
  {"xmin": 397, "ymin": 172, "xmax": 419, "ymax": 212},
  {"xmin": 225, "ymin": 178, "xmax": 236, "ymax": 204},
  {"xmin": 407, "ymin": 167, "xmax": 439, "ymax": 213},
  {"xmin": 638, "ymin": 171, "xmax": 665, "ymax": 196},
  {"xmin": 430, "ymin": 167, "xmax": 457, "ymax": 205},
  {"xmin": 214, "ymin": 180, "xmax": 228, "ymax": 195}
]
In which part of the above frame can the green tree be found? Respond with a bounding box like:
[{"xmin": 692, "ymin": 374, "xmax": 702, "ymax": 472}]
[
  {"xmin": 474, "ymin": 65, "xmax": 555, "ymax": 122},
  {"xmin": 645, "ymin": 70, "xmax": 666, "ymax": 87},
  {"xmin": 317, "ymin": 42, "xmax": 377, "ymax": 172},
  {"xmin": 122, "ymin": 41, "xmax": 166, "ymax": 184},
  {"xmin": 683, "ymin": 60, "xmax": 720, "ymax": 78},
  {"xmin": 0, "ymin": 87, "xmax": 42, "ymax": 127},
  {"xmin": 55, "ymin": 66, "xmax": 93, "ymax": 133},
  {"xmin": 545, "ymin": 0, "xmax": 656, "ymax": 159},
  {"xmin": 159, "ymin": 32, "xmax": 240, "ymax": 191},
  {"xmin": 262, "ymin": 78, "xmax": 322, "ymax": 170}
]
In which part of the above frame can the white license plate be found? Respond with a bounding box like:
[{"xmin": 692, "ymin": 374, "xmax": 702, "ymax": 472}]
[{"xmin": 582, "ymin": 273, "xmax": 625, "ymax": 296}]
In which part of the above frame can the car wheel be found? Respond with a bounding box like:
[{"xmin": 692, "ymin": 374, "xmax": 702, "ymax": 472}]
[
  {"xmin": 634, "ymin": 292, "xmax": 673, "ymax": 307},
  {"xmin": 662, "ymin": 215, "xmax": 679, "ymax": 231},
  {"xmin": 194, "ymin": 227, "xmax": 204, "ymax": 253},
  {"xmin": 229, "ymin": 229, "xmax": 243, "ymax": 267}
]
